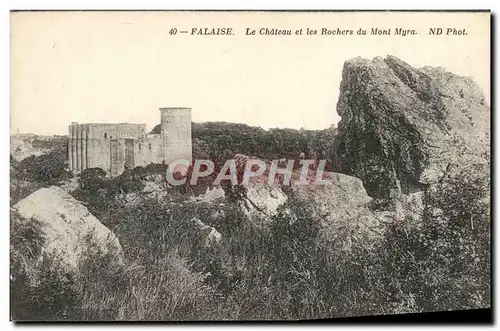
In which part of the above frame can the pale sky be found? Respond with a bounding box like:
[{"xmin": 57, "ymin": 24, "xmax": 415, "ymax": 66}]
[{"xmin": 11, "ymin": 11, "xmax": 490, "ymax": 135}]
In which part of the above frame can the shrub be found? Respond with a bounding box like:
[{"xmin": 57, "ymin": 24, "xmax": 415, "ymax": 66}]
[
  {"xmin": 10, "ymin": 208, "xmax": 219, "ymax": 321},
  {"xmin": 76, "ymin": 168, "xmax": 145, "ymax": 202},
  {"xmin": 80, "ymin": 168, "xmax": 107, "ymax": 191},
  {"xmin": 10, "ymin": 213, "xmax": 81, "ymax": 321},
  {"xmin": 130, "ymin": 166, "xmax": 147, "ymax": 181},
  {"xmin": 376, "ymin": 167, "xmax": 491, "ymax": 312},
  {"xmin": 12, "ymin": 163, "xmax": 490, "ymax": 320},
  {"xmin": 10, "ymin": 179, "xmax": 43, "ymax": 205},
  {"xmin": 12, "ymin": 145, "xmax": 69, "ymax": 185},
  {"xmin": 144, "ymin": 163, "xmax": 168, "ymax": 177}
]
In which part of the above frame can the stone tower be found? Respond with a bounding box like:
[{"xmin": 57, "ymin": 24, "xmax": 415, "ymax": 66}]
[{"xmin": 160, "ymin": 107, "xmax": 193, "ymax": 165}]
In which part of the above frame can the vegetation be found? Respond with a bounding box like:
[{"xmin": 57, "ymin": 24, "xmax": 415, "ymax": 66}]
[
  {"xmin": 152, "ymin": 121, "xmax": 341, "ymax": 171},
  {"xmin": 11, "ymin": 144, "xmax": 69, "ymax": 185},
  {"xmin": 9, "ymin": 122, "xmax": 490, "ymax": 321},
  {"xmin": 10, "ymin": 165, "xmax": 490, "ymax": 320},
  {"xmin": 10, "ymin": 145, "xmax": 70, "ymax": 205},
  {"xmin": 30, "ymin": 136, "xmax": 68, "ymax": 150},
  {"xmin": 376, "ymin": 167, "xmax": 491, "ymax": 312},
  {"xmin": 10, "ymin": 213, "xmax": 80, "ymax": 321},
  {"xmin": 79, "ymin": 168, "xmax": 107, "ymax": 191}
]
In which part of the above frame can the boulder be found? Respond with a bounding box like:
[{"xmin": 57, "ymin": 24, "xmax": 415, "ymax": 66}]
[
  {"xmin": 336, "ymin": 55, "xmax": 490, "ymax": 203},
  {"xmin": 239, "ymin": 184, "xmax": 288, "ymax": 220},
  {"xmin": 12, "ymin": 186, "xmax": 123, "ymax": 269},
  {"xmin": 220, "ymin": 154, "xmax": 289, "ymax": 221},
  {"xmin": 195, "ymin": 153, "xmax": 389, "ymax": 242},
  {"xmin": 191, "ymin": 186, "xmax": 225, "ymax": 203},
  {"xmin": 290, "ymin": 172, "xmax": 384, "ymax": 241},
  {"xmin": 191, "ymin": 217, "xmax": 222, "ymax": 246}
]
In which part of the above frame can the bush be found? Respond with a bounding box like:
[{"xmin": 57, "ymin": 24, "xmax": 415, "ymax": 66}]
[
  {"xmin": 186, "ymin": 197, "xmax": 357, "ymax": 320},
  {"xmin": 130, "ymin": 166, "xmax": 147, "ymax": 181},
  {"xmin": 12, "ymin": 163, "xmax": 490, "ymax": 320},
  {"xmin": 10, "ymin": 179, "xmax": 43, "ymax": 205},
  {"xmin": 10, "ymin": 213, "xmax": 81, "ymax": 321},
  {"xmin": 76, "ymin": 167, "xmax": 146, "ymax": 202},
  {"xmin": 12, "ymin": 145, "xmax": 69, "ymax": 185},
  {"xmin": 80, "ymin": 168, "xmax": 107, "ymax": 191},
  {"xmin": 144, "ymin": 163, "xmax": 168, "ymax": 177},
  {"xmin": 10, "ymin": 208, "xmax": 219, "ymax": 321},
  {"xmin": 376, "ymin": 168, "xmax": 490, "ymax": 311}
]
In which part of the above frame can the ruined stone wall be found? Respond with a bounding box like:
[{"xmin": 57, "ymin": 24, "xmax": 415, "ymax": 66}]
[{"xmin": 68, "ymin": 124, "xmax": 74, "ymax": 171}]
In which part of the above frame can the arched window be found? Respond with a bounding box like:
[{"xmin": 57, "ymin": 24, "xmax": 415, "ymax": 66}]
[
  {"xmin": 104, "ymin": 133, "xmax": 107, "ymax": 139},
  {"xmin": 149, "ymin": 143, "xmax": 152, "ymax": 150}
]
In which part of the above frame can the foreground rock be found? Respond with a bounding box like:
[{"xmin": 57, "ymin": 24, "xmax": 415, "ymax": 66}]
[
  {"xmin": 290, "ymin": 172, "xmax": 386, "ymax": 243},
  {"xmin": 12, "ymin": 186, "xmax": 123, "ymax": 269},
  {"xmin": 336, "ymin": 55, "xmax": 490, "ymax": 203},
  {"xmin": 191, "ymin": 217, "xmax": 222, "ymax": 247}
]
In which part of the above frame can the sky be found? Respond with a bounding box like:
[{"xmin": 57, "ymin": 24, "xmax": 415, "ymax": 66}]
[{"xmin": 10, "ymin": 11, "xmax": 490, "ymax": 135}]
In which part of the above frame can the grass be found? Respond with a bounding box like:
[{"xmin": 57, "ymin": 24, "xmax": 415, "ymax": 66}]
[{"xmin": 10, "ymin": 168, "xmax": 491, "ymax": 321}]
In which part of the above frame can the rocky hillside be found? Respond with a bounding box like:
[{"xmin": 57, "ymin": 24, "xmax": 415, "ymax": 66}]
[{"xmin": 336, "ymin": 55, "xmax": 490, "ymax": 204}]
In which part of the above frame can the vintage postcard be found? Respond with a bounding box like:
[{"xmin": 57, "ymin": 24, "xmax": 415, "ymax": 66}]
[{"xmin": 10, "ymin": 11, "xmax": 491, "ymax": 322}]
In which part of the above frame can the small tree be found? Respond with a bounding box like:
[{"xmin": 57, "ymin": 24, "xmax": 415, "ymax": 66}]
[
  {"xmin": 80, "ymin": 168, "xmax": 107, "ymax": 191},
  {"xmin": 130, "ymin": 166, "xmax": 147, "ymax": 181},
  {"xmin": 13, "ymin": 145, "xmax": 69, "ymax": 185}
]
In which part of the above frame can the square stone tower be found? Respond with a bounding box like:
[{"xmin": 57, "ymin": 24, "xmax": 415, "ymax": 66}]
[{"xmin": 159, "ymin": 107, "xmax": 193, "ymax": 165}]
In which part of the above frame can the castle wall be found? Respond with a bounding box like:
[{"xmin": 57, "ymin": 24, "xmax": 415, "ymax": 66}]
[
  {"xmin": 69, "ymin": 124, "xmax": 76, "ymax": 171},
  {"xmin": 69, "ymin": 123, "xmax": 146, "ymax": 174},
  {"xmin": 67, "ymin": 125, "xmax": 73, "ymax": 171},
  {"xmin": 81, "ymin": 125, "xmax": 88, "ymax": 170},
  {"xmin": 75, "ymin": 124, "xmax": 81, "ymax": 171},
  {"xmin": 87, "ymin": 123, "xmax": 146, "ymax": 140},
  {"xmin": 88, "ymin": 138, "xmax": 112, "ymax": 172},
  {"xmin": 110, "ymin": 139, "xmax": 126, "ymax": 177},
  {"xmin": 68, "ymin": 108, "xmax": 192, "ymax": 177},
  {"xmin": 133, "ymin": 135, "xmax": 164, "ymax": 166}
]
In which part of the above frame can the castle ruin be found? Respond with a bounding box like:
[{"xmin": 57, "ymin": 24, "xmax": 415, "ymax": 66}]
[{"xmin": 68, "ymin": 107, "xmax": 192, "ymax": 177}]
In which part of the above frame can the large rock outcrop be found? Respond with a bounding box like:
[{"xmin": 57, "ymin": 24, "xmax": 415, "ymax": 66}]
[
  {"xmin": 290, "ymin": 171, "xmax": 388, "ymax": 245},
  {"xmin": 12, "ymin": 186, "xmax": 123, "ymax": 269},
  {"xmin": 336, "ymin": 55, "xmax": 490, "ymax": 203},
  {"xmin": 193, "ymin": 154, "xmax": 388, "ymax": 243}
]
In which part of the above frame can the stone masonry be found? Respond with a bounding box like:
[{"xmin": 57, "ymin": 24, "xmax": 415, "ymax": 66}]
[{"xmin": 68, "ymin": 107, "xmax": 192, "ymax": 177}]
